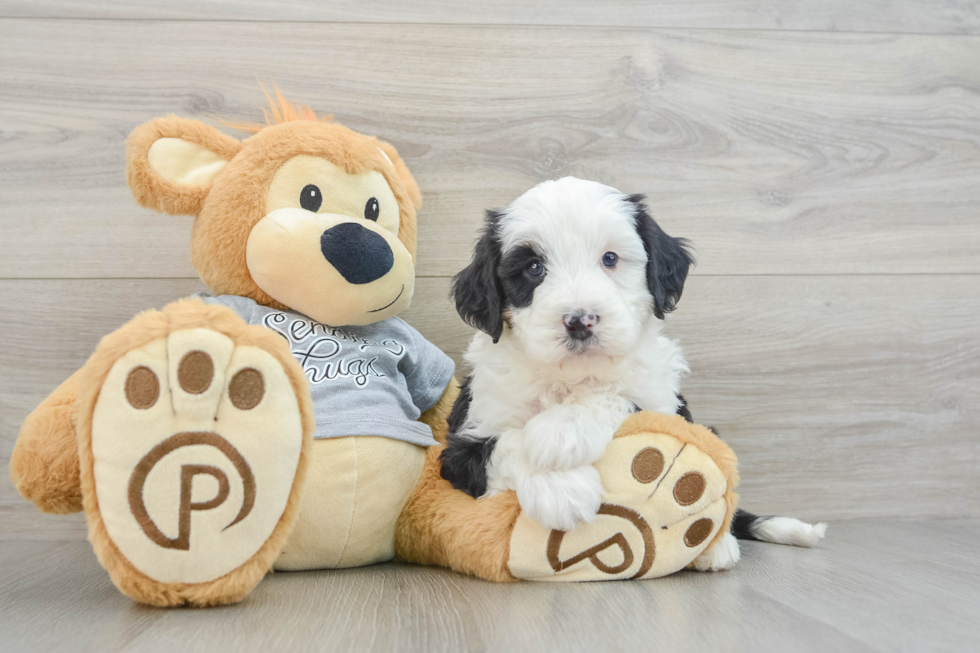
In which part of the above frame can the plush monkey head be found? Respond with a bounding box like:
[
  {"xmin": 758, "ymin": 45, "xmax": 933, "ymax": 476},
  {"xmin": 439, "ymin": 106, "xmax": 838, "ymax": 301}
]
[{"xmin": 127, "ymin": 91, "xmax": 422, "ymax": 326}]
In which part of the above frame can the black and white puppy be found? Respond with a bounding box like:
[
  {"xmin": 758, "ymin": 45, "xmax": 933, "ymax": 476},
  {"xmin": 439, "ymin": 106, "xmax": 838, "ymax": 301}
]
[{"xmin": 441, "ymin": 177, "xmax": 826, "ymax": 571}]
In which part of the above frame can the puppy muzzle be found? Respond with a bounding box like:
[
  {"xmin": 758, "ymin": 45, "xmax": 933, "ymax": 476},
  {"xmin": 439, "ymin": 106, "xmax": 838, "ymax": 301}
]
[{"xmin": 563, "ymin": 310, "xmax": 600, "ymax": 341}]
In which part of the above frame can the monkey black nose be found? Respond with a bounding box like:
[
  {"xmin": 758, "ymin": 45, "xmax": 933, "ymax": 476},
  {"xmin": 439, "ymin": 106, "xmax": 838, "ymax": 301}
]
[
  {"xmin": 563, "ymin": 311, "xmax": 599, "ymax": 341},
  {"xmin": 320, "ymin": 222, "xmax": 394, "ymax": 284}
]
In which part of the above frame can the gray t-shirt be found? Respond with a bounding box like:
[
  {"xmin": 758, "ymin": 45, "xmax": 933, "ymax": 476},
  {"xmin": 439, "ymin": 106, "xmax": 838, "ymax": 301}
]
[{"xmin": 197, "ymin": 294, "xmax": 455, "ymax": 447}]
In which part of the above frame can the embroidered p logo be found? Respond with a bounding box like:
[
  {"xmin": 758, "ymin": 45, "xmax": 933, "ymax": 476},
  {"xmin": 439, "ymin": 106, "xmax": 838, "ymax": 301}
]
[
  {"xmin": 546, "ymin": 504, "xmax": 656, "ymax": 578},
  {"xmin": 128, "ymin": 431, "xmax": 256, "ymax": 551}
]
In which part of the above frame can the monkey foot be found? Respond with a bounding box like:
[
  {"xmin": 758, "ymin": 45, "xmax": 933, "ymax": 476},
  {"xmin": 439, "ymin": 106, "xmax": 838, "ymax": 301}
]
[{"xmin": 76, "ymin": 299, "xmax": 312, "ymax": 606}]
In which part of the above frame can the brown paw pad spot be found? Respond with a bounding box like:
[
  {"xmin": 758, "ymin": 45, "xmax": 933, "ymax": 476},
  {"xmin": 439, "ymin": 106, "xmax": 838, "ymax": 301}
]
[
  {"xmin": 229, "ymin": 368, "xmax": 264, "ymax": 410},
  {"xmin": 631, "ymin": 447, "xmax": 665, "ymax": 484},
  {"xmin": 125, "ymin": 366, "xmax": 159, "ymax": 409},
  {"xmin": 684, "ymin": 518, "xmax": 713, "ymax": 547},
  {"xmin": 673, "ymin": 472, "xmax": 706, "ymax": 506},
  {"xmin": 178, "ymin": 350, "xmax": 214, "ymax": 395}
]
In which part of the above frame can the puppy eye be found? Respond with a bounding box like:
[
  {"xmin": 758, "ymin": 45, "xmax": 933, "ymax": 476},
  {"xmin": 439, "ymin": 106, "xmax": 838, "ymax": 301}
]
[
  {"xmin": 364, "ymin": 197, "xmax": 380, "ymax": 221},
  {"xmin": 526, "ymin": 260, "xmax": 546, "ymax": 279},
  {"xmin": 300, "ymin": 184, "xmax": 322, "ymax": 212},
  {"xmin": 602, "ymin": 252, "xmax": 619, "ymax": 268}
]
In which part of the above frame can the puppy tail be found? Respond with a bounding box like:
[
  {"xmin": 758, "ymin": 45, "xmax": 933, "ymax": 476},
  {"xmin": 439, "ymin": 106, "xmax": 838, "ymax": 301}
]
[{"xmin": 732, "ymin": 509, "xmax": 828, "ymax": 548}]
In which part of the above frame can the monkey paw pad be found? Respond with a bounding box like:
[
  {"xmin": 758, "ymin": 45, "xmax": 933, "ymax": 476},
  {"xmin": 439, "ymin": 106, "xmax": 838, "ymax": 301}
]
[
  {"xmin": 90, "ymin": 328, "xmax": 304, "ymax": 587},
  {"xmin": 508, "ymin": 431, "xmax": 730, "ymax": 581}
]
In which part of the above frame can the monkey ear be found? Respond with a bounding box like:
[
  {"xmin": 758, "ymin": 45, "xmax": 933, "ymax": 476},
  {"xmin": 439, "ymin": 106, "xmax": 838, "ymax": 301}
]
[
  {"xmin": 450, "ymin": 210, "xmax": 506, "ymax": 343},
  {"xmin": 127, "ymin": 116, "xmax": 242, "ymax": 217},
  {"xmin": 627, "ymin": 194, "xmax": 695, "ymax": 319},
  {"xmin": 377, "ymin": 140, "xmax": 422, "ymax": 212}
]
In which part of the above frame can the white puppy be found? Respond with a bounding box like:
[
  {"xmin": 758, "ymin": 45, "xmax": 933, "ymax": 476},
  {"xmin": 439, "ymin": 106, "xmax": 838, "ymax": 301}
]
[{"xmin": 440, "ymin": 177, "xmax": 825, "ymax": 571}]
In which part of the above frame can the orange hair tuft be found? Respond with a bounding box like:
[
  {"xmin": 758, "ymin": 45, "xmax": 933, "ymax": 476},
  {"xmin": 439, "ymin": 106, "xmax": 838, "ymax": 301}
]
[{"xmin": 222, "ymin": 83, "xmax": 332, "ymax": 134}]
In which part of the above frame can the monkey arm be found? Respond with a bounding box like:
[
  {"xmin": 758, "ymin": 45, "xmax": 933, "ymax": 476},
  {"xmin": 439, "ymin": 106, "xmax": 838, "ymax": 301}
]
[
  {"xmin": 416, "ymin": 377, "xmax": 460, "ymax": 445},
  {"xmin": 10, "ymin": 368, "xmax": 85, "ymax": 514}
]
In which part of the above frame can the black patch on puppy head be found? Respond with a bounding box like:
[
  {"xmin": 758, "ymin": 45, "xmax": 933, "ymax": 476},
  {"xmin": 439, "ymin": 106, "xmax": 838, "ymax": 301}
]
[
  {"xmin": 440, "ymin": 376, "xmax": 498, "ymax": 498},
  {"xmin": 498, "ymin": 244, "xmax": 547, "ymax": 309},
  {"xmin": 451, "ymin": 211, "xmax": 506, "ymax": 342},
  {"xmin": 626, "ymin": 194, "xmax": 695, "ymax": 319}
]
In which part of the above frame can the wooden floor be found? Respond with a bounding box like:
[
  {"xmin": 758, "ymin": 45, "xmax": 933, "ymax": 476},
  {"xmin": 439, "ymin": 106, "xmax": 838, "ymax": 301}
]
[
  {"xmin": 1, "ymin": 0, "xmax": 979, "ymax": 650},
  {"xmin": 0, "ymin": 519, "xmax": 977, "ymax": 653}
]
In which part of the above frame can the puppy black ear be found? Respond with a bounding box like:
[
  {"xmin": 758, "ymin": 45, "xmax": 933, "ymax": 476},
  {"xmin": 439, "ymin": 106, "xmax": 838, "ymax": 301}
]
[
  {"xmin": 627, "ymin": 194, "xmax": 695, "ymax": 319},
  {"xmin": 451, "ymin": 210, "xmax": 506, "ymax": 342}
]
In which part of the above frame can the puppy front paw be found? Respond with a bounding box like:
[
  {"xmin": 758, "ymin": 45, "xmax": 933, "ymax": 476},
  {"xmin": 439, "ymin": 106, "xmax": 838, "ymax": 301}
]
[
  {"xmin": 521, "ymin": 409, "xmax": 607, "ymax": 472},
  {"xmin": 517, "ymin": 466, "xmax": 604, "ymax": 531},
  {"xmin": 691, "ymin": 532, "xmax": 740, "ymax": 572}
]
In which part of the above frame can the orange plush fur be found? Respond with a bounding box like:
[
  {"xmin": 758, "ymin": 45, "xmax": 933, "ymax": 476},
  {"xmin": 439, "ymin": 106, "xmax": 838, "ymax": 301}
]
[
  {"xmin": 126, "ymin": 116, "xmax": 242, "ymax": 217},
  {"xmin": 9, "ymin": 370, "xmax": 85, "ymax": 514}
]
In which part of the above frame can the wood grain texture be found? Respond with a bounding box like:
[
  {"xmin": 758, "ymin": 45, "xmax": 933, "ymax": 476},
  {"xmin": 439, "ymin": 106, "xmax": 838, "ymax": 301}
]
[
  {"xmin": 3, "ymin": 275, "xmax": 977, "ymax": 538},
  {"xmin": 2, "ymin": 20, "xmax": 980, "ymax": 278},
  {"xmin": 1, "ymin": 521, "xmax": 979, "ymax": 652},
  {"xmin": 1, "ymin": 0, "xmax": 978, "ymax": 35},
  {"xmin": 672, "ymin": 275, "xmax": 980, "ymax": 523},
  {"xmin": 0, "ymin": 4, "xmax": 978, "ymax": 646}
]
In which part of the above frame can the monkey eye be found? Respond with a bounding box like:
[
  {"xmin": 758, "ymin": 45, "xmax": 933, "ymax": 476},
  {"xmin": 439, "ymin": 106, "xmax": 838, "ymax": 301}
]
[
  {"xmin": 364, "ymin": 197, "xmax": 380, "ymax": 221},
  {"xmin": 526, "ymin": 259, "xmax": 546, "ymax": 279},
  {"xmin": 601, "ymin": 252, "xmax": 619, "ymax": 268},
  {"xmin": 300, "ymin": 184, "xmax": 322, "ymax": 212}
]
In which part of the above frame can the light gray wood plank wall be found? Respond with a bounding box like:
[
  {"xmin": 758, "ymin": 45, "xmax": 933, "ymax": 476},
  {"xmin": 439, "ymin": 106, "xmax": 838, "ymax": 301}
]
[
  {"xmin": 3, "ymin": 21, "xmax": 980, "ymax": 278},
  {"xmin": 1, "ymin": 1, "xmax": 978, "ymax": 34},
  {"xmin": 1, "ymin": 5, "xmax": 978, "ymax": 540}
]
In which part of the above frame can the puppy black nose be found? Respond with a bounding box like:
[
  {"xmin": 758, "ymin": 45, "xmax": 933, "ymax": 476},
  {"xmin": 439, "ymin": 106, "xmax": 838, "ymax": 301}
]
[
  {"xmin": 320, "ymin": 222, "xmax": 394, "ymax": 284},
  {"xmin": 563, "ymin": 311, "xmax": 599, "ymax": 340}
]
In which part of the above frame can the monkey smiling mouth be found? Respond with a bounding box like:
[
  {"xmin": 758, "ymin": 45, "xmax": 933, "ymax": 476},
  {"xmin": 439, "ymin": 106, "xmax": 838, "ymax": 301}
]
[{"xmin": 368, "ymin": 284, "xmax": 405, "ymax": 313}]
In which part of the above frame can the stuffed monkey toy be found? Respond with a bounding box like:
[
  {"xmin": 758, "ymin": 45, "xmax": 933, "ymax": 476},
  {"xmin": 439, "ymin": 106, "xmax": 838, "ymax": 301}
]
[{"xmin": 11, "ymin": 91, "xmax": 458, "ymax": 605}]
